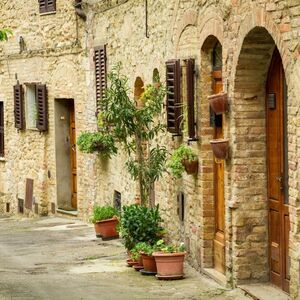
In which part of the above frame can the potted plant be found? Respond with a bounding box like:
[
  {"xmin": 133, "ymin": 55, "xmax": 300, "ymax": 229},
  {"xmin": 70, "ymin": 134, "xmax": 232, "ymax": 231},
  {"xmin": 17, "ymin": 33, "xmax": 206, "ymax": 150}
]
[
  {"xmin": 90, "ymin": 205, "xmax": 119, "ymax": 240},
  {"xmin": 129, "ymin": 242, "xmax": 145, "ymax": 270},
  {"xmin": 119, "ymin": 204, "xmax": 165, "ymax": 253},
  {"xmin": 208, "ymin": 92, "xmax": 228, "ymax": 115},
  {"xmin": 77, "ymin": 131, "xmax": 117, "ymax": 158},
  {"xmin": 139, "ymin": 242, "xmax": 157, "ymax": 274},
  {"xmin": 210, "ymin": 138, "xmax": 229, "ymax": 159},
  {"xmin": 167, "ymin": 144, "xmax": 198, "ymax": 178},
  {"xmin": 153, "ymin": 239, "xmax": 186, "ymax": 279}
]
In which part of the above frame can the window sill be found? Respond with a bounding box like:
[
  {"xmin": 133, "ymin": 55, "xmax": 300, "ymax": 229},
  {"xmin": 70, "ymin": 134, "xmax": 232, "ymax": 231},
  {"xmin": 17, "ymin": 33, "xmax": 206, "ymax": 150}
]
[{"xmin": 40, "ymin": 11, "xmax": 56, "ymax": 16}]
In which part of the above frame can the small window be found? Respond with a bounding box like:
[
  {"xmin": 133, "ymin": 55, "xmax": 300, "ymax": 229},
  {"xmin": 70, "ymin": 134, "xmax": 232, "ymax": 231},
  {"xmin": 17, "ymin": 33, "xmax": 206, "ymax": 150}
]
[
  {"xmin": 39, "ymin": 0, "xmax": 56, "ymax": 14},
  {"xmin": 0, "ymin": 102, "xmax": 4, "ymax": 157},
  {"xmin": 25, "ymin": 85, "xmax": 37, "ymax": 129},
  {"xmin": 24, "ymin": 84, "xmax": 48, "ymax": 131}
]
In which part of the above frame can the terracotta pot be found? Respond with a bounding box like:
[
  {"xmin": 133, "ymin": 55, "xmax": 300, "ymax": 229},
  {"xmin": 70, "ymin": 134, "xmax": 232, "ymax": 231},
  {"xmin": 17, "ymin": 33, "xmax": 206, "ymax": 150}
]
[
  {"xmin": 182, "ymin": 159, "xmax": 198, "ymax": 175},
  {"xmin": 208, "ymin": 92, "xmax": 228, "ymax": 115},
  {"xmin": 94, "ymin": 217, "xmax": 119, "ymax": 239},
  {"xmin": 153, "ymin": 252, "xmax": 186, "ymax": 277},
  {"xmin": 141, "ymin": 253, "xmax": 157, "ymax": 273},
  {"xmin": 210, "ymin": 139, "xmax": 229, "ymax": 159},
  {"xmin": 127, "ymin": 259, "xmax": 139, "ymax": 267}
]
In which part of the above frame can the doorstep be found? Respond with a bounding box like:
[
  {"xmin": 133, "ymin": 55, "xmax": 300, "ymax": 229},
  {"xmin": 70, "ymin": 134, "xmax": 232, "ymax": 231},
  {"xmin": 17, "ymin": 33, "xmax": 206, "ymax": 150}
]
[
  {"xmin": 239, "ymin": 283, "xmax": 290, "ymax": 300},
  {"xmin": 202, "ymin": 268, "xmax": 227, "ymax": 286},
  {"xmin": 56, "ymin": 208, "xmax": 78, "ymax": 217}
]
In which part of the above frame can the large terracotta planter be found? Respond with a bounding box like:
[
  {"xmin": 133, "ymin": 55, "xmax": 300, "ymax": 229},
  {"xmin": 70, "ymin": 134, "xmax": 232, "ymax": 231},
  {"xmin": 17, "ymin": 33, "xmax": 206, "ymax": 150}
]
[
  {"xmin": 208, "ymin": 92, "xmax": 228, "ymax": 115},
  {"xmin": 182, "ymin": 159, "xmax": 198, "ymax": 175},
  {"xmin": 94, "ymin": 217, "xmax": 119, "ymax": 240},
  {"xmin": 141, "ymin": 253, "xmax": 157, "ymax": 273},
  {"xmin": 210, "ymin": 139, "xmax": 229, "ymax": 159},
  {"xmin": 153, "ymin": 252, "xmax": 186, "ymax": 279}
]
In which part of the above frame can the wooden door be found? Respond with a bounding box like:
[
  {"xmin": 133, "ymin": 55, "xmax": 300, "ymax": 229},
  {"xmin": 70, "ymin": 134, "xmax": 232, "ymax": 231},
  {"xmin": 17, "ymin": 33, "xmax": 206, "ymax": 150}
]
[
  {"xmin": 213, "ymin": 70, "xmax": 225, "ymax": 274},
  {"xmin": 70, "ymin": 106, "xmax": 77, "ymax": 209},
  {"xmin": 267, "ymin": 49, "xmax": 289, "ymax": 293}
]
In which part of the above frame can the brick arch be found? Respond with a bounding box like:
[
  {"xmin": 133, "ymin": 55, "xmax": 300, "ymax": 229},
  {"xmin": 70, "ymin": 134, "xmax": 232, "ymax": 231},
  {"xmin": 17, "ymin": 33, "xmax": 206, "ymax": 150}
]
[
  {"xmin": 230, "ymin": 26, "xmax": 287, "ymax": 286},
  {"xmin": 231, "ymin": 8, "xmax": 290, "ymax": 88},
  {"xmin": 174, "ymin": 9, "xmax": 198, "ymax": 54}
]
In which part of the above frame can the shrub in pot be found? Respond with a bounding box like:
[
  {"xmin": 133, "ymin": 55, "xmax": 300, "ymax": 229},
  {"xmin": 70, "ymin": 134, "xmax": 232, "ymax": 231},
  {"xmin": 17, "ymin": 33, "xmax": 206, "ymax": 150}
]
[
  {"xmin": 152, "ymin": 239, "xmax": 186, "ymax": 279},
  {"xmin": 167, "ymin": 144, "xmax": 198, "ymax": 178},
  {"xmin": 90, "ymin": 205, "xmax": 119, "ymax": 240},
  {"xmin": 119, "ymin": 204, "xmax": 165, "ymax": 252}
]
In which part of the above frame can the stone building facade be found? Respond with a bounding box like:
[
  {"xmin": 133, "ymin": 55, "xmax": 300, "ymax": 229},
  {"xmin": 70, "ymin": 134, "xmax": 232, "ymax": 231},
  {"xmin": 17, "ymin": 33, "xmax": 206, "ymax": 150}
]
[{"xmin": 1, "ymin": 0, "xmax": 300, "ymax": 298}]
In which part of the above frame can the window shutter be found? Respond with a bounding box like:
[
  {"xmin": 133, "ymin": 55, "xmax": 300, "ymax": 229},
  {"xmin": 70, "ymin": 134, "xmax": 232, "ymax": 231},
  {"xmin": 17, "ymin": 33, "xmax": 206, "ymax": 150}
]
[
  {"xmin": 39, "ymin": 0, "xmax": 56, "ymax": 13},
  {"xmin": 39, "ymin": 0, "xmax": 47, "ymax": 13},
  {"xmin": 36, "ymin": 84, "xmax": 48, "ymax": 131},
  {"xmin": 166, "ymin": 59, "xmax": 181, "ymax": 134},
  {"xmin": 186, "ymin": 59, "xmax": 196, "ymax": 139},
  {"xmin": 47, "ymin": 0, "xmax": 56, "ymax": 12},
  {"xmin": 94, "ymin": 45, "xmax": 107, "ymax": 113},
  {"xmin": 14, "ymin": 84, "xmax": 25, "ymax": 130},
  {"xmin": 0, "ymin": 102, "xmax": 4, "ymax": 157}
]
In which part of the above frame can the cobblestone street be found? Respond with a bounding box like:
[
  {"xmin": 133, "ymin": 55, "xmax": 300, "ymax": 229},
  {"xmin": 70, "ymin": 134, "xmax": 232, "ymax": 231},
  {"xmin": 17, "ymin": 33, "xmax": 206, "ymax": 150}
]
[{"xmin": 0, "ymin": 216, "xmax": 251, "ymax": 300}]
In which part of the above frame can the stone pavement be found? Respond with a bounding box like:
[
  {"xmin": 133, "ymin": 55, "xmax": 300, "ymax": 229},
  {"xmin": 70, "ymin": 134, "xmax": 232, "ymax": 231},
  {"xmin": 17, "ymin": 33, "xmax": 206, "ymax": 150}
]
[{"xmin": 0, "ymin": 216, "xmax": 251, "ymax": 300}]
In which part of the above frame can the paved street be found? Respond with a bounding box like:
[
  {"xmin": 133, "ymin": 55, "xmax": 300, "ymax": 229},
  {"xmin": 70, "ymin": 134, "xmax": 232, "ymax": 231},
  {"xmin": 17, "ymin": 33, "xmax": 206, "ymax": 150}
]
[{"xmin": 0, "ymin": 216, "xmax": 250, "ymax": 300}]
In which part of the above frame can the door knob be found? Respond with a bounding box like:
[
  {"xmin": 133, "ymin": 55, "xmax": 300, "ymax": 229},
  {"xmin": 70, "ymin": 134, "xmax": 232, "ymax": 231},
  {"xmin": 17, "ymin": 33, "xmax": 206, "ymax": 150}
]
[{"xmin": 276, "ymin": 176, "xmax": 284, "ymax": 190}]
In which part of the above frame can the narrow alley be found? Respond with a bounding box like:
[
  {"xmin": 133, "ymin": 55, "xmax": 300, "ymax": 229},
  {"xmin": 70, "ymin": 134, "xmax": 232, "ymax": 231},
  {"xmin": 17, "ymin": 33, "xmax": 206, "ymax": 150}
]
[{"xmin": 0, "ymin": 216, "xmax": 250, "ymax": 300}]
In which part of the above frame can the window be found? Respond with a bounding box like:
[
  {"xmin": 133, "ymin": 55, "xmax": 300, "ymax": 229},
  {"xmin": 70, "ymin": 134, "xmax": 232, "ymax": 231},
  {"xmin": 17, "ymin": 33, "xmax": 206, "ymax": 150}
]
[
  {"xmin": 26, "ymin": 85, "xmax": 37, "ymax": 129},
  {"xmin": 0, "ymin": 102, "xmax": 4, "ymax": 157},
  {"xmin": 39, "ymin": 0, "xmax": 56, "ymax": 14},
  {"xmin": 24, "ymin": 84, "xmax": 48, "ymax": 131}
]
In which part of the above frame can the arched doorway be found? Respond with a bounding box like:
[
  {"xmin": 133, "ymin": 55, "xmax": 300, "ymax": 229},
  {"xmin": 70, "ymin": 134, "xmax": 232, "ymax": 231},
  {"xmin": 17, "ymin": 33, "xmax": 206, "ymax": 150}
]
[
  {"xmin": 233, "ymin": 27, "xmax": 289, "ymax": 293},
  {"xmin": 266, "ymin": 48, "xmax": 289, "ymax": 292},
  {"xmin": 200, "ymin": 36, "xmax": 225, "ymax": 274}
]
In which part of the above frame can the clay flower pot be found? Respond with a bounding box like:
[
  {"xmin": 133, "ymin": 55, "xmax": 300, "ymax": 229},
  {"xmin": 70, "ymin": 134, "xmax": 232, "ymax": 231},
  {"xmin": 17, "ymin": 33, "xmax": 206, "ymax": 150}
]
[
  {"xmin": 208, "ymin": 92, "xmax": 228, "ymax": 115},
  {"xmin": 141, "ymin": 253, "xmax": 157, "ymax": 273},
  {"xmin": 210, "ymin": 139, "xmax": 229, "ymax": 159},
  {"xmin": 153, "ymin": 252, "xmax": 186, "ymax": 279},
  {"xmin": 182, "ymin": 159, "xmax": 198, "ymax": 175},
  {"xmin": 94, "ymin": 217, "xmax": 119, "ymax": 240}
]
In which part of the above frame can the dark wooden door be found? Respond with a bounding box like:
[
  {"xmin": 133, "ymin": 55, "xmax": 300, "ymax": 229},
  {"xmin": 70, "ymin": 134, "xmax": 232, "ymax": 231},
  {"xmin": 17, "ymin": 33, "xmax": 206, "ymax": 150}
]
[
  {"xmin": 213, "ymin": 70, "xmax": 225, "ymax": 274},
  {"xmin": 267, "ymin": 49, "xmax": 289, "ymax": 293},
  {"xmin": 70, "ymin": 107, "xmax": 77, "ymax": 209}
]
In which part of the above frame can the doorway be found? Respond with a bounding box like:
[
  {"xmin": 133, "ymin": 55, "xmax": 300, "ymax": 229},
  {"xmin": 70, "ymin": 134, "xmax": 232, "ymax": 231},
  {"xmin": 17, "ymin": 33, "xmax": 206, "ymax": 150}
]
[
  {"xmin": 266, "ymin": 49, "xmax": 289, "ymax": 293},
  {"xmin": 55, "ymin": 99, "xmax": 77, "ymax": 211}
]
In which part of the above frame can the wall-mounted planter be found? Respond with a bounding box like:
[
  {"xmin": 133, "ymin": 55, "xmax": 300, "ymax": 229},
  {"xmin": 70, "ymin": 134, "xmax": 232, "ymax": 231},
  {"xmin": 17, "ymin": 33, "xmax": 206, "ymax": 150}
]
[
  {"xmin": 210, "ymin": 139, "xmax": 229, "ymax": 159},
  {"xmin": 208, "ymin": 93, "xmax": 228, "ymax": 115},
  {"xmin": 182, "ymin": 159, "xmax": 198, "ymax": 175}
]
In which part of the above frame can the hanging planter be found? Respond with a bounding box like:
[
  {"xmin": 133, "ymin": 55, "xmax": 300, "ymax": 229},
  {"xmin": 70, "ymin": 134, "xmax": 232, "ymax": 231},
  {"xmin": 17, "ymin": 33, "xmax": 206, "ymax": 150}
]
[
  {"xmin": 182, "ymin": 159, "xmax": 198, "ymax": 175},
  {"xmin": 208, "ymin": 93, "xmax": 228, "ymax": 115},
  {"xmin": 210, "ymin": 139, "xmax": 229, "ymax": 159}
]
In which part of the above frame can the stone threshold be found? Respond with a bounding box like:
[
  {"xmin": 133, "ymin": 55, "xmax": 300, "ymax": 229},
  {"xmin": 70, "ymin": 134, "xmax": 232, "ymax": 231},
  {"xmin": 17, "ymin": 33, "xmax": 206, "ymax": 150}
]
[
  {"xmin": 239, "ymin": 283, "xmax": 290, "ymax": 300},
  {"xmin": 56, "ymin": 208, "xmax": 78, "ymax": 217},
  {"xmin": 202, "ymin": 268, "xmax": 227, "ymax": 286}
]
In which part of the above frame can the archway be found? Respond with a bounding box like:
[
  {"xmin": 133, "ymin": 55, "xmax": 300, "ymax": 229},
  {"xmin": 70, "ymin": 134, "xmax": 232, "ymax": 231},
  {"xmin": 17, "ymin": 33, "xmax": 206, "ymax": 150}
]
[
  {"xmin": 232, "ymin": 27, "xmax": 289, "ymax": 293},
  {"xmin": 200, "ymin": 35, "xmax": 225, "ymax": 274}
]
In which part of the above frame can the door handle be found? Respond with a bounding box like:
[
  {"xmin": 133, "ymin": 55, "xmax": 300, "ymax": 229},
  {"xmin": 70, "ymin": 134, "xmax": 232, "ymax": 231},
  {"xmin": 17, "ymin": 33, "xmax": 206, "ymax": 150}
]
[{"xmin": 276, "ymin": 176, "xmax": 284, "ymax": 190}]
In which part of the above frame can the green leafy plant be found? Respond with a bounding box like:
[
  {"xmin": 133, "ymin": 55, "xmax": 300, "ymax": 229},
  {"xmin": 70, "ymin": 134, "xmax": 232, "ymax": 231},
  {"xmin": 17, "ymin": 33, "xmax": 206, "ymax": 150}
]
[
  {"xmin": 90, "ymin": 205, "xmax": 119, "ymax": 223},
  {"xmin": 0, "ymin": 29, "xmax": 12, "ymax": 41},
  {"xmin": 155, "ymin": 239, "xmax": 186, "ymax": 253},
  {"xmin": 100, "ymin": 64, "xmax": 167, "ymax": 206},
  {"xmin": 119, "ymin": 204, "xmax": 165, "ymax": 251},
  {"xmin": 167, "ymin": 144, "xmax": 198, "ymax": 178},
  {"xmin": 77, "ymin": 132, "xmax": 117, "ymax": 158}
]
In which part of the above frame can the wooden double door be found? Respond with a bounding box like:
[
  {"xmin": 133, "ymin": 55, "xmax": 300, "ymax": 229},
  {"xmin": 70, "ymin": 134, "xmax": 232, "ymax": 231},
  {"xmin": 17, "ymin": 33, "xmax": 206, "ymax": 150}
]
[{"xmin": 267, "ymin": 49, "xmax": 290, "ymax": 293}]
